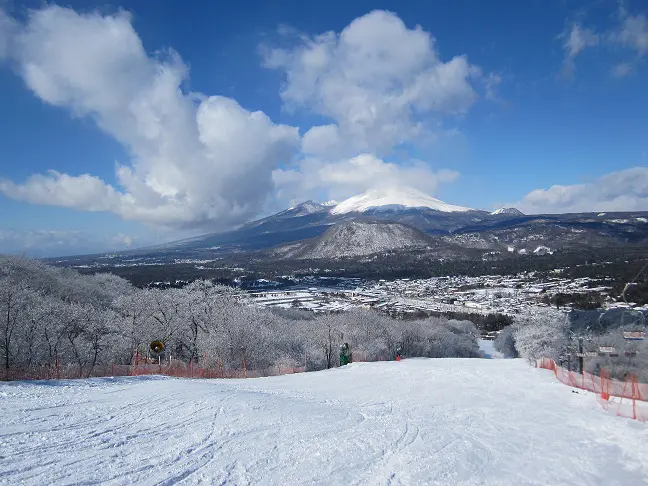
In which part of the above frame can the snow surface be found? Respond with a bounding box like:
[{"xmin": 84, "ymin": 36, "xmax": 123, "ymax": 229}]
[
  {"xmin": 281, "ymin": 201, "xmax": 329, "ymax": 217},
  {"xmin": 478, "ymin": 339, "xmax": 505, "ymax": 359},
  {"xmin": 2, "ymin": 359, "xmax": 647, "ymax": 485},
  {"xmin": 331, "ymin": 187, "xmax": 473, "ymax": 214}
]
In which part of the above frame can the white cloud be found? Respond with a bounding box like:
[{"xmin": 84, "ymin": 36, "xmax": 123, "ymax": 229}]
[
  {"xmin": 611, "ymin": 62, "xmax": 633, "ymax": 78},
  {"xmin": 0, "ymin": 8, "xmax": 15, "ymax": 59},
  {"xmin": 263, "ymin": 10, "xmax": 485, "ymax": 208},
  {"xmin": 559, "ymin": 6, "xmax": 648, "ymax": 77},
  {"xmin": 111, "ymin": 233, "xmax": 135, "ymax": 248},
  {"xmin": 0, "ymin": 5, "xmax": 299, "ymax": 230},
  {"xmin": 273, "ymin": 153, "xmax": 459, "ymax": 204},
  {"xmin": 0, "ymin": 171, "xmax": 122, "ymax": 211},
  {"xmin": 611, "ymin": 8, "xmax": 648, "ymax": 56},
  {"xmin": 483, "ymin": 72, "xmax": 502, "ymax": 101},
  {"xmin": 559, "ymin": 23, "xmax": 599, "ymax": 77},
  {"xmin": 515, "ymin": 167, "xmax": 648, "ymax": 214},
  {"xmin": 1, "ymin": 7, "xmax": 486, "ymax": 231},
  {"xmin": 263, "ymin": 10, "xmax": 481, "ymax": 158}
]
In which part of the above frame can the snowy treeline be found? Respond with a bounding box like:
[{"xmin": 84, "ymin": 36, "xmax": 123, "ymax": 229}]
[
  {"xmin": 1, "ymin": 256, "xmax": 481, "ymax": 378},
  {"xmin": 496, "ymin": 308, "xmax": 648, "ymax": 381}
]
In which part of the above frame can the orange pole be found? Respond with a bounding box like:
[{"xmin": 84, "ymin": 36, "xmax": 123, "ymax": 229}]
[
  {"xmin": 633, "ymin": 376, "xmax": 638, "ymax": 421},
  {"xmin": 636, "ymin": 375, "xmax": 643, "ymax": 401}
]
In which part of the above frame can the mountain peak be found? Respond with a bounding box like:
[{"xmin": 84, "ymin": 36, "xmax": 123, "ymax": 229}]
[
  {"xmin": 490, "ymin": 207, "xmax": 524, "ymax": 216},
  {"xmin": 282, "ymin": 200, "xmax": 328, "ymax": 216},
  {"xmin": 331, "ymin": 187, "xmax": 473, "ymax": 215}
]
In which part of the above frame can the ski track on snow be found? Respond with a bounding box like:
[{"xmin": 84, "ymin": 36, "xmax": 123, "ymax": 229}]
[{"xmin": 1, "ymin": 359, "xmax": 648, "ymax": 485}]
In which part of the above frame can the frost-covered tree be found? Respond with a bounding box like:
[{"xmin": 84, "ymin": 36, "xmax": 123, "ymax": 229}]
[
  {"xmin": 114, "ymin": 290, "xmax": 152, "ymax": 363},
  {"xmin": 0, "ymin": 257, "xmax": 38, "ymax": 369},
  {"xmin": 494, "ymin": 325, "xmax": 518, "ymax": 358},
  {"xmin": 513, "ymin": 309, "xmax": 569, "ymax": 362}
]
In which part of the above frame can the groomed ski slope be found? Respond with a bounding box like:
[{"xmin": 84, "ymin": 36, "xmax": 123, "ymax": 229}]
[{"xmin": 2, "ymin": 359, "xmax": 647, "ymax": 485}]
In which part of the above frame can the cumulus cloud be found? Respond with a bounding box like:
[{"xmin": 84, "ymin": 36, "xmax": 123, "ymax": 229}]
[
  {"xmin": 0, "ymin": 5, "xmax": 299, "ymax": 230},
  {"xmin": 263, "ymin": 10, "xmax": 481, "ymax": 158},
  {"xmin": 0, "ymin": 171, "xmax": 122, "ymax": 211},
  {"xmin": 0, "ymin": 6, "xmax": 488, "ymax": 230},
  {"xmin": 514, "ymin": 167, "xmax": 648, "ymax": 214},
  {"xmin": 263, "ymin": 10, "xmax": 490, "ymax": 207},
  {"xmin": 273, "ymin": 153, "xmax": 459, "ymax": 204}
]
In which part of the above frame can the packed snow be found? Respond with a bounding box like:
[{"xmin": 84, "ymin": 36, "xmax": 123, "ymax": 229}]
[
  {"xmin": 2, "ymin": 359, "xmax": 647, "ymax": 485},
  {"xmin": 331, "ymin": 187, "xmax": 473, "ymax": 214}
]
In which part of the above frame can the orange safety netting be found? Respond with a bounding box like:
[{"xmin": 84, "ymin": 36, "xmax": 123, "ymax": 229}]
[
  {"xmin": 536, "ymin": 358, "xmax": 648, "ymax": 422},
  {"xmin": 1, "ymin": 361, "xmax": 307, "ymax": 381}
]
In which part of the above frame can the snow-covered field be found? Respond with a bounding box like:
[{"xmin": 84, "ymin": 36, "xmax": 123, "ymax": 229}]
[{"xmin": 2, "ymin": 359, "xmax": 647, "ymax": 485}]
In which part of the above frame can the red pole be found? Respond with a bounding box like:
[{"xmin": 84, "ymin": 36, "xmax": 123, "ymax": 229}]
[
  {"xmin": 243, "ymin": 356, "xmax": 247, "ymax": 378},
  {"xmin": 190, "ymin": 357, "xmax": 193, "ymax": 379}
]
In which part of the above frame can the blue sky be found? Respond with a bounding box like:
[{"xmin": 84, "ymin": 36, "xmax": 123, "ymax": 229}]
[{"xmin": 0, "ymin": 0, "xmax": 647, "ymax": 256}]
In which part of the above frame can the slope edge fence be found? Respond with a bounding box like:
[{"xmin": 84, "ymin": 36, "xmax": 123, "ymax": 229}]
[
  {"xmin": 536, "ymin": 357, "xmax": 648, "ymax": 422},
  {"xmin": 1, "ymin": 349, "xmax": 398, "ymax": 382},
  {"xmin": 1, "ymin": 357, "xmax": 308, "ymax": 381}
]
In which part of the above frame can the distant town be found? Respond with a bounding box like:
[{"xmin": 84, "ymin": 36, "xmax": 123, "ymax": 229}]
[{"xmin": 192, "ymin": 272, "xmax": 642, "ymax": 317}]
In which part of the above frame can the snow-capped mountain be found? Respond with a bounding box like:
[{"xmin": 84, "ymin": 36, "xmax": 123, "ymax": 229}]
[
  {"xmin": 107, "ymin": 184, "xmax": 648, "ymax": 264},
  {"xmin": 490, "ymin": 207, "xmax": 524, "ymax": 216},
  {"xmin": 331, "ymin": 188, "xmax": 473, "ymax": 215},
  {"xmin": 272, "ymin": 221, "xmax": 432, "ymax": 259}
]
